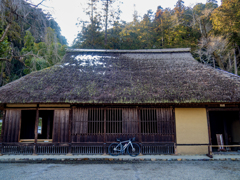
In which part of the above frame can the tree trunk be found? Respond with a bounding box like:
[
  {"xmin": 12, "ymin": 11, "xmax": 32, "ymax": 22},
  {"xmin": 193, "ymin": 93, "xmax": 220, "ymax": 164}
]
[
  {"xmin": 91, "ymin": 0, "xmax": 94, "ymax": 48},
  {"xmin": 234, "ymin": 47, "xmax": 237, "ymax": 75},
  {"xmin": 228, "ymin": 53, "xmax": 232, "ymax": 71},
  {"xmin": 104, "ymin": 0, "xmax": 109, "ymax": 46}
]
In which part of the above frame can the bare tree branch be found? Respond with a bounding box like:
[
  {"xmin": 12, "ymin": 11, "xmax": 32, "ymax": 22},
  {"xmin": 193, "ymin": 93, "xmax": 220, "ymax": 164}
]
[
  {"xmin": 0, "ymin": 58, "xmax": 11, "ymax": 62},
  {"xmin": 0, "ymin": 55, "xmax": 31, "ymax": 68},
  {"xmin": 0, "ymin": 23, "xmax": 11, "ymax": 43},
  {"xmin": 35, "ymin": 0, "xmax": 45, "ymax": 8}
]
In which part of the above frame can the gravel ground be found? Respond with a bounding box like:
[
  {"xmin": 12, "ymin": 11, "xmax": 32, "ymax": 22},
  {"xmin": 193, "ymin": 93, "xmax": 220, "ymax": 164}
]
[{"xmin": 0, "ymin": 161, "xmax": 240, "ymax": 180}]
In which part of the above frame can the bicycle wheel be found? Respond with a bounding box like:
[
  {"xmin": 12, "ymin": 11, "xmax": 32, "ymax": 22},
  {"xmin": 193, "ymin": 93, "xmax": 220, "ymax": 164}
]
[
  {"xmin": 127, "ymin": 143, "xmax": 140, "ymax": 157},
  {"xmin": 108, "ymin": 143, "xmax": 122, "ymax": 156}
]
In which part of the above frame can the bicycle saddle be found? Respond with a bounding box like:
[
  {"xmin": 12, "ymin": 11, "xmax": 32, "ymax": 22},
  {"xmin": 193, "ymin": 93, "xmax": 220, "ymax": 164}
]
[
  {"xmin": 116, "ymin": 138, "xmax": 122, "ymax": 142},
  {"xmin": 131, "ymin": 137, "xmax": 135, "ymax": 142}
]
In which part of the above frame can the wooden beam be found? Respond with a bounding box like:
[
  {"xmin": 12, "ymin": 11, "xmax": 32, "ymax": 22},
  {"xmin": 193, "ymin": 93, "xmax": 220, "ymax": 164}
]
[
  {"xmin": 6, "ymin": 108, "xmax": 37, "ymax": 110},
  {"xmin": 5, "ymin": 108, "xmax": 71, "ymax": 110},
  {"xmin": 6, "ymin": 104, "xmax": 37, "ymax": 108},
  {"xmin": 211, "ymin": 145, "xmax": 240, "ymax": 147},
  {"xmin": 20, "ymin": 139, "xmax": 53, "ymax": 142},
  {"xmin": 176, "ymin": 144, "xmax": 209, "ymax": 146},
  {"xmin": 207, "ymin": 108, "xmax": 240, "ymax": 111}
]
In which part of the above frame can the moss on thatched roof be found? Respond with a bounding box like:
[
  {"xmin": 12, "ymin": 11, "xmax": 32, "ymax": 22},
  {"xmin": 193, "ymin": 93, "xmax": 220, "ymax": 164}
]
[{"xmin": 0, "ymin": 48, "xmax": 240, "ymax": 104}]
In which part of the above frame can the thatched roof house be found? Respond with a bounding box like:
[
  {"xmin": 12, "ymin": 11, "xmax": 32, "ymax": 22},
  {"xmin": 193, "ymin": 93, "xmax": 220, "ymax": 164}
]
[
  {"xmin": 0, "ymin": 48, "xmax": 239, "ymax": 156},
  {"xmin": 0, "ymin": 48, "xmax": 240, "ymax": 104}
]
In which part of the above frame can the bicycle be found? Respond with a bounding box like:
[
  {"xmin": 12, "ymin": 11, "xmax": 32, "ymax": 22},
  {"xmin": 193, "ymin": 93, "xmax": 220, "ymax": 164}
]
[{"xmin": 108, "ymin": 137, "xmax": 140, "ymax": 157}]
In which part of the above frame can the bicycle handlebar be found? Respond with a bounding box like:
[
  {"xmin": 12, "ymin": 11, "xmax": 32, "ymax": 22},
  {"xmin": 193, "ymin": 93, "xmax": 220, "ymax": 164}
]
[{"xmin": 116, "ymin": 137, "xmax": 135, "ymax": 142}]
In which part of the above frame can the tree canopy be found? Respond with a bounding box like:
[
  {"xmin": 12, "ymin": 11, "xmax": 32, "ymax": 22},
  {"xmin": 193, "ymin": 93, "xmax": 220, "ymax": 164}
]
[
  {"xmin": 73, "ymin": 0, "xmax": 239, "ymax": 75},
  {"xmin": 0, "ymin": 0, "xmax": 67, "ymax": 86}
]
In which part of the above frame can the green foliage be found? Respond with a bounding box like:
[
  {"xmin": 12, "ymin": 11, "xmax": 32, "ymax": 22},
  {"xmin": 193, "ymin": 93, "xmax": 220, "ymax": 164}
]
[
  {"xmin": 0, "ymin": 0, "xmax": 67, "ymax": 87},
  {"xmin": 211, "ymin": 0, "xmax": 240, "ymax": 45},
  {"xmin": 21, "ymin": 29, "xmax": 66, "ymax": 74},
  {"xmin": 0, "ymin": 31, "xmax": 11, "ymax": 57}
]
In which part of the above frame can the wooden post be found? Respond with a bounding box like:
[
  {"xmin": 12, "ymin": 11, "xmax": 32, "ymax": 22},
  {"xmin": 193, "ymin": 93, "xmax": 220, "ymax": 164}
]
[
  {"xmin": 103, "ymin": 108, "xmax": 106, "ymax": 155},
  {"xmin": 67, "ymin": 108, "xmax": 72, "ymax": 155},
  {"xmin": 137, "ymin": 108, "xmax": 142, "ymax": 143},
  {"xmin": 33, "ymin": 109, "xmax": 39, "ymax": 155},
  {"xmin": 18, "ymin": 112, "xmax": 22, "ymax": 142},
  {"xmin": 172, "ymin": 107, "xmax": 177, "ymax": 155},
  {"xmin": 206, "ymin": 109, "xmax": 213, "ymax": 158},
  {"xmin": 137, "ymin": 108, "xmax": 143, "ymax": 156},
  {"xmin": 47, "ymin": 116, "xmax": 50, "ymax": 139}
]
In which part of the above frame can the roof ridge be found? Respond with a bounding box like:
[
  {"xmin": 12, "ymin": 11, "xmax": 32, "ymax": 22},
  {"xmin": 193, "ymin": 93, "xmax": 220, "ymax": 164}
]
[{"xmin": 66, "ymin": 48, "xmax": 191, "ymax": 53}]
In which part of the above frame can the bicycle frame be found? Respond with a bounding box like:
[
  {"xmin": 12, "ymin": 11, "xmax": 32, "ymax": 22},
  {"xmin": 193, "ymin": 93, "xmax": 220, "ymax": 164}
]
[{"xmin": 114, "ymin": 139, "xmax": 135, "ymax": 154}]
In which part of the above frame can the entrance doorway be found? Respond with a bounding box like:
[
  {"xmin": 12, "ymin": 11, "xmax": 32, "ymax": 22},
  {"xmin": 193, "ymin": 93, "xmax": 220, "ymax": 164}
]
[
  {"xmin": 209, "ymin": 111, "xmax": 240, "ymax": 152},
  {"xmin": 20, "ymin": 110, "xmax": 54, "ymax": 142}
]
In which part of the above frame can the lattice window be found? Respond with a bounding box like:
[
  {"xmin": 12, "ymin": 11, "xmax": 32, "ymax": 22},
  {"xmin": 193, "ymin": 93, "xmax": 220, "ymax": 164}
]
[
  {"xmin": 140, "ymin": 109, "xmax": 157, "ymax": 134},
  {"xmin": 88, "ymin": 109, "xmax": 104, "ymax": 134},
  {"xmin": 106, "ymin": 109, "xmax": 122, "ymax": 133}
]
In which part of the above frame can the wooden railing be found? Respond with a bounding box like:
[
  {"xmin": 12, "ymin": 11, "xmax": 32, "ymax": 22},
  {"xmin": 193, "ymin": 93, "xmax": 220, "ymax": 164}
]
[{"xmin": 1, "ymin": 142, "xmax": 175, "ymax": 155}]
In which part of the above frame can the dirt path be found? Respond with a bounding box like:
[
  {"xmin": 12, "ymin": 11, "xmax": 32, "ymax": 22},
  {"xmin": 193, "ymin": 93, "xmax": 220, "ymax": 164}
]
[{"xmin": 0, "ymin": 161, "xmax": 240, "ymax": 180}]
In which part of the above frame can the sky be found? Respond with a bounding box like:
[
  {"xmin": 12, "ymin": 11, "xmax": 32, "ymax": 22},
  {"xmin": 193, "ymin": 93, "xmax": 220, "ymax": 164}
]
[{"xmin": 31, "ymin": 0, "xmax": 221, "ymax": 45}]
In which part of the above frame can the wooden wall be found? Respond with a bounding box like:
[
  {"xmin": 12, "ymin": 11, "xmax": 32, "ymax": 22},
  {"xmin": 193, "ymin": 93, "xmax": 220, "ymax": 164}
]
[
  {"xmin": 52, "ymin": 110, "xmax": 69, "ymax": 143},
  {"xmin": 3, "ymin": 110, "xmax": 21, "ymax": 142},
  {"xmin": 71, "ymin": 107, "xmax": 175, "ymax": 143},
  {"xmin": 1, "ymin": 108, "xmax": 175, "ymax": 144},
  {"xmin": 72, "ymin": 108, "xmax": 88, "ymax": 142}
]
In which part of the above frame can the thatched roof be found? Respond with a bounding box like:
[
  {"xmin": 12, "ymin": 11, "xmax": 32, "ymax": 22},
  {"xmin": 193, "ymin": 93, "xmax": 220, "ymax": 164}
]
[{"xmin": 0, "ymin": 48, "xmax": 240, "ymax": 104}]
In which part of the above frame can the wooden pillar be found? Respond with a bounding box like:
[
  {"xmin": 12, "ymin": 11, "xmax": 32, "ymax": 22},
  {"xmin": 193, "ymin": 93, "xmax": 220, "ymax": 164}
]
[
  {"xmin": 47, "ymin": 116, "xmax": 50, "ymax": 139},
  {"xmin": 172, "ymin": 107, "xmax": 177, "ymax": 155},
  {"xmin": 33, "ymin": 109, "xmax": 39, "ymax": 155},
  {"xmin": 18, "ymin": 112, "xmax": 22, "ymax": 142},
  {"xmin": 137, "ymin": 108, "xmax": 142, "ymax": 143},
  {"xmin": 68, "ymin": 108, "xmax": 72, "ymax": 154},
  {"xmin": 104, "ymin": 108, "xmax": 106, "ymax": 154},
  {"xmin": 206, "ymin": 109, "xmax": 213, "ymax": 158}
]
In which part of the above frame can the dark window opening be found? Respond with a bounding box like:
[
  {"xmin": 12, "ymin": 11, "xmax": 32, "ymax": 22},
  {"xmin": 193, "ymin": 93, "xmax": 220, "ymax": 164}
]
[
  {"xmin": 140, "ymin": 109, "xmax": 157, "ymax": 134},
  {"xmin": 209, "ymin": 111, "xmax": 240, "ymax": 152},
  {"xmin": 20, "ymin": 110, "xmax": 36, "ymax": 139},
  {"xmin": 20, "ymin": 110, "xmax": 54, "ymax": 141},
  {"xmin": 106, "ymin": 109, "xmax": 122, "ymax": 133},
  {"xmin": 38, "ymin": 111, "xmax": 54, "ymax": 140},
  {"xmin": 88, "ymin": 109, "xmax": 104, "ymax": 134}
]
